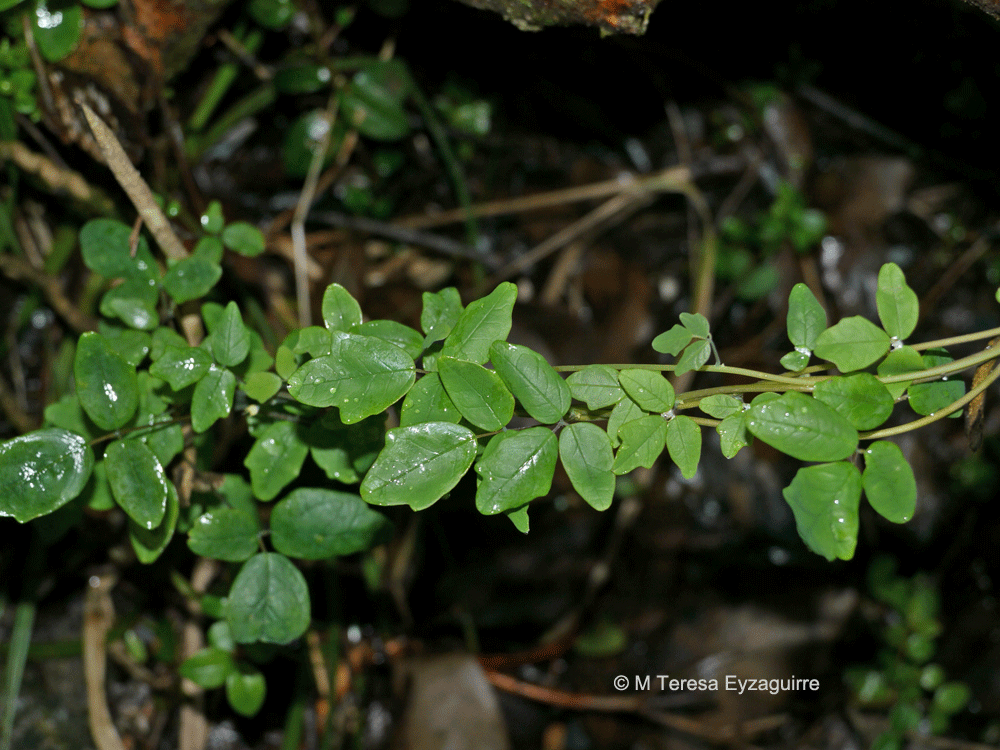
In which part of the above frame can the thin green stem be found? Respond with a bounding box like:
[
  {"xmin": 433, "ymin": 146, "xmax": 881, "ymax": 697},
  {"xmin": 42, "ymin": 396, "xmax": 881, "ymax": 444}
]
[{"xmin": 861, "ymin": 361, "xmax": 1000, "ymax": 441}]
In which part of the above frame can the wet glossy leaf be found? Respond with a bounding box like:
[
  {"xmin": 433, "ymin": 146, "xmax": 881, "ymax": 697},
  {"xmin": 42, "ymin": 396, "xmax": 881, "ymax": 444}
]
[
  {"xmin": 99, "ymin": 279, "xmax": 159, "ymax": 331},
  {"xmin": 180, "ymin": 647, "xmax": 235, "ymax": 689},
  {"xmin": 399, "ymin": 374, "xmax": 461, "ymax": 427},
  {"xmin": 275, "ymin": 64, "xmax": 332, "ymax": 95},
  {"xmin": 606, "ymin": 396, "xmax": 645, "ymax": 447},
  {"xmin": 814, "ymin": 316, "xmax": 891, "ymax": 372},
  {"xmin": 559, "ymin": 422, "xmax": 614, "ymax": 511},
  {"xmin": 0, "ymin": 429, "xmax": 93, "ymax": 522},
  {"xmin": 227, "ymin": 665, "xmax": 266, "ymax": 717},
  {"xmin": 340, "ymin": 60, "xmax": 412, "ymax": 141},
  {"xmin": 489, "ymin": 341, "xmax": 571, "ymax": 424},
  {"xmin": 783, "ymin": 461, "xmax": 861, "ymax": 560},
  {"xmin": 746, "ymin": 391, "xmax": 858, "ymax": 462},
  {"xmin": 651, "ymin": 324, "xmax": 692, "ymax": 356},
  {"xmin": 679, "ymin": 312, "xmax": 710, "ymax": 338},
  {"xmin": 190, "ymin": 365, "xmax": 235, "ymax": 432},
  {"xmin": 813, "ymin": 374, "xmax": 895, "ymax": 430},
  {"xmin": 225, "ymin": 553, "xmax": 310, "ymax": 644},
  {"xmin": 442, "ymin": 282, "xmax": 517, "ymax": 364},
  {"xmin": 248, "ymin": 0, "xmax": 294, "ymax": 28},
  {"xmin": 438, "ymin": 356, "xmax": 514, "ymax": 430},
  {"xmin": 618, "ymin": 369, "xmax": 674, "ymax": 413},
  {"xmin": 151, "ymin": 326, "xmax": 188, "ymax": 361},
  {"xmin": 287, "ymin": 332, "xmax": 415, "ymax": 422},
  {"xmin": 475, "ymin": 428, "xmax": 557, "ymax": 515},
  {"xmin": 33, "ymin": 1, "xmax": 82, "ymax": 62},
  {"xmin": 717, "ymin": 412, "xmax": 750, "ymax": 458},
  {"xmin": 863, "ymin": 441, "xmax": 916, "ymax": 523},
  {"xmin": 355, "ymin": 320, "xmax": 424, "ymax": 359},
  {"xmin": 665, "ymin": 415, "xmax": 701, "ymax": 479},
  {"xmin": 129, "ymin": 480, "xmax": 178, "ymax": 563},
  {"xmin": 271, "ymin": 488, "xmax": 392, "ymax": 559},
  {"xmin": 105, "ymin": 439, "xmax": 168, "ymax": 529},
  {"xmin": 192, "ymin": 236, "xmax": 224, "ymax": 264},
  {"xmin": 876, "ymin": 263, "xmax": 919, "ymax": 341},
  {"xmin": 211, "ymin": 302, "xmax": 251, "ymax": 367},
  {"xmin": 97, "ymin": 324, "xmax": 150, "ymax": 367},
  {"xmin": 699, "ymin": 394, "xmax": 742, "ymax": 419},
  {"xmin": 222, "ymin": 222, "xmax": 265, "ymax": 257},
  {"xmin": 909, "ymin": 353, "xmax": 964, "ymax": 417},
  {"xmin": 79, "ymin": 219, "xmax": 157, "ymax": 282},
  {"xmin": 188, "ymin": 507, "xmax": 260, "ymax": 562},
  {"xmin": 242, "ymin": 372, "xmax": 282, "ymax": 403},
  {"xmin": 421, "ymin": 287, "xmax": 463, "ymax": 345},
  {"xmin": 150, "ymin": 345, "xmax": 212, "ymax": 390},
  {"xmin": 244, "ymin": 421, "xmax": 309, "ymax": 501},
  {"xmin": 675, "ymin": 338, "xmax": 712, "ymax": 376},
  {"xmin": 282, "ymin": 110, "xmax": 346, "ymax": 178},
  {"xmin": 786, "ymin": 283, "xmax": 827, "ymax": 350},
  {"xmin": 74, "ymin": 332, "xmax": 139, "ymax": 430},
  {"xmin": 567, "ymin": 365, "xmax": 623, "ymax": 410},
  {"xmin": 780, "ymin": 349, "xmax": 811, "ymax": 372},
  {"xmin": 128, "ymin": 374, "xmax": 184, "ymax": 466},
  {"xmin": 878, "ymin": 345, "xmax": 924, "ymax": 400},
  {"xmin": 285, "ymin": 326, "xmax": 333, "ymax": 358},
  {"xmin": 613, "ymin": 415, "xmax": 667, "ymax": 474},
  {"xmin": 361, "ymin": 422, "xmax": 476, "ymax": 510},
  {"xmin": 306, "ymin": 416, "xmax": 383, "ymax": 484},
  {"xmin": 163, "ymin": 256, "xmax": 221, "ymax": 304},
  {"xmin": 321, "ymin": 283, "xmax": 363, "ymax": 332}
]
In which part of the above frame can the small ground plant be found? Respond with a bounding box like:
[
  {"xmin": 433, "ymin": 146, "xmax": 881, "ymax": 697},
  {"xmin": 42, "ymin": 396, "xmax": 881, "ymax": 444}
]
[{"xmin": 2, "ymin": 216, "xmax": 999, "ymax": 713}]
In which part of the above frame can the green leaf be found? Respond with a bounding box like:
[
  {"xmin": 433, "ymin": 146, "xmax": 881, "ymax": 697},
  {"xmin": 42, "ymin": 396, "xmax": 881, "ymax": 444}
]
[
  {"xmin": 438, "ymin": 356, "xmax": 514, "ymax": 430},
  {"xmin": 355, "ymin": 320, "xmax": 424, "ymax": 359},
  {"xmin": 717, "ymin": 413, "xmax": 750, "ymax": 458},
  {"xmin": 242, "ymin": 372, "xmax": 282, "ymax": 403},
  {"xmin": 340, "ymin": 60, "xmax": 412, "ymax": 141},
  {"xmin": 79, "ymin": 219, "xmax": 157, "ymax": 282},
  {"xmin": 618, "ymin": 369, "xmax": 675, "ymax": 413},
  {"xmin": 150, "ymin": 345, "xmax": 212, "ymax": 390},
  {"xmin": 863, "ymin": 441, "xmax": 917, "ymax": 523},
  {"xmin": 606, "ymin": 396, "xmax": 645, "ymax": 447},
  {"xmin": 222, "ymin": 222, "xmax": 266, "ymax": 257},
  {"xmin": 192, "ymin": 236, "xmax": 224, "ymax": 264},
  {"xmin": 0, "ymin": 429, "xmax": 93, "ymax": 522},
  {"xmin": 191, "ymin": 365, "xmax": 235, "ymax": 433},
  {"xmin": 567, "ymin": 365, "xmax": 623, "ymax": 410},
  {"xmin": 225, "ymin": 553, "xmax": 311, "ymax": 644},
  {"xmin": 876, "ymin": 263, "xmax": 919, "ymax": 341},
  {"xmin": 105, "ymin": 440, "xmax": 169, "ymax": 529},
  {"xmin": 248, "ymin": 0, "xmax": 294, "ymax": 29},
  {"xmin": 813, "ymin": 374, "xmax": 895, "ymax": 430},
  {"xmin": 33, "ymin": 1, "xmax": 82, "ymax": 62},
  {"xmin": 651, "ymin": 324, "xmax": 693, "ymax": 356},
  {"xmin": 97, "ymin": 324, "xmax": 151, "ymax": 367},
  {"xmin": 613, "ymin": 415, "xmax": 667, "ymax": 474},
  {"xmin": 74, "ymin": 332, "xmax": 139, "ymax": 430},
  {"xmin": 399, "ymin": 374, "xmax": 461, "ymax": 427},
  {"xmin": 780, "ymin": 350, "xmax": 811, "ymax": 372},
  {"xmin": 814, "ymin": 317, "xmax": 891, "ymax": 372},
  {"xmin": 271, "ymin": 488, "xmax": 393, "ymax": 559},
  {"xmin": 665, "ymin": 416, "xmax": 701, "ymax": 479},
  {"xmin": 475, "ymin": 428, "xmax": 557, "ymax": 515},
  {"xmin": 305, "ymin": 416, "xmax": 382, "ymax": 484},
  {"xmin": 442, "ymin": 282, "xmax": 517, "ymax": 364},
  {"xmin": 151, "ymin": 326, "xmax": 188, "ymax": 361},
  {"xmin": 321, "ymin": 283, "xmax": 363, "ymax": 332},
  {"xmin": 179, "ymin": 647, "xmax": 235, "ymax": 689},
  {"xmin": 361, "ymin": 422, "xmax": 477, "ymax": 510},
  {"xmin": 244, "ymin": 421, "xmax": 309, "ymax": 501},
  {"xmin": 489, "ymin": 341, "xmax": 571, "ymax": 424},
  {"xmin": 285, "ymin": 326, "xmax": 333, "ymax": 358},
  {"xmin": 226, "ymin": 665, "xmax": 266, "ymax": 717},
  {"xmin": 699, "ymin": 394, "xmax": 742, "ymax": 419},
  {"xmin": 188, "ymin": 508, "xmax": 261, "ymax": 562},
  {"xmin": 129, "ymin": 480, "xmax": 179, "ymax": 563},
  {"xmin": 100, "ymin": 279, "xmax": 159, "ymax": 331},
  {"xmin": 679, "ymin": 312, "xmax": 710, "ymax": 338},
  {"xmin": 675, "ymin": 338, "xmax": 712, "ymax": 376},
  {"xmin": 878, "ymin": 345, "xmax": 924, "ymax": 400},
  {"xmin": 782, "ymin": 461, "xmax": 862, "ymax": 561},
  {"xmin": 287, "ymin": 332, "xmax": 415, "ymax": 422},
  {"xmin": 211, "ymin": 302, "xmax": 251, "ymax": 368},
  {"xmin": 909, "ymin": 354, "xmax": 964, "ymax": 417},
  {"xmin": 558, "ymin": 423, "xmax": 615, "ymax": 511},
  {"xmin": 746, "ymin": 391, "xmax": 858, "ymax": 462},
  {"xmin": 787, "ymin": 283, "xmax": 827, "ymax": 350},
  {"xmin": 163, "ymin": 256, "xmax": 222, "ymax": 304},
  {"xmin": 421, "ymin": 287, "xmax": 463, "ymax": 345}
]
